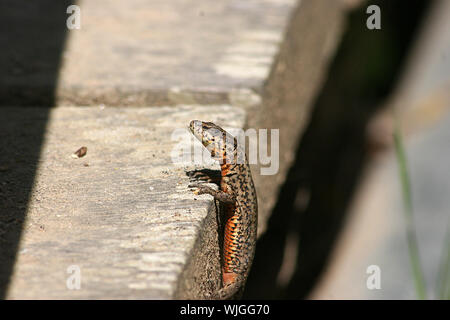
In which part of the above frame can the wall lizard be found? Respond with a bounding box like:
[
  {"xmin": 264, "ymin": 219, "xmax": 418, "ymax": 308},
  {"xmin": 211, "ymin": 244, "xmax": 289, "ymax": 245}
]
[{"xmin": 189, "ymin": 120, "xmax": 258, "ymax": 299}]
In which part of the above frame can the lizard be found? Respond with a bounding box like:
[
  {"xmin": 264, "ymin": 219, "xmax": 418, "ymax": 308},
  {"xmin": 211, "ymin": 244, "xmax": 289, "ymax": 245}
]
[{"xmin": 188, "ymin": 120, "xmax": 258, "ymax": 299}]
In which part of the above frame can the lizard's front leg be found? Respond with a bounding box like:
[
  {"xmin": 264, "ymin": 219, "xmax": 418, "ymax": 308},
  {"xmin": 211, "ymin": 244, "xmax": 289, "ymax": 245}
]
[
  {"xmin": 189, "ymin": 183, "xmax": 243, "ymax": 299},
  {"xmin": 189, "ymin": 183, "xmax": 235, "ymax": 205}
]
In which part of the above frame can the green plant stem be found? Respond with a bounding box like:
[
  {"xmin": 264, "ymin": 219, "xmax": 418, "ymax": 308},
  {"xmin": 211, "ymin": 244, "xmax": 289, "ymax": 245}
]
[
  {"xmin": 393, "ymin": 122, "xmax": 427, "ymax": 300},
  {"xmin": 437, "ymin": 224, "xmax": 450, "ymax": 299}
]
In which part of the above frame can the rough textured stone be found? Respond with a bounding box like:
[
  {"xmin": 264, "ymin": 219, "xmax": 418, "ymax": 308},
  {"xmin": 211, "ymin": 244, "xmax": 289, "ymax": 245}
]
[
  {"xmin": 4, "ymin": 105, "xmax": 245, "ymax": 299},
  {"xmin": 1, "ymin": 0, "xmax": 354, "ymax": 299},
  {"xmin": 56, "ymin": 0, "xmax": 298, "ymax": 106}
]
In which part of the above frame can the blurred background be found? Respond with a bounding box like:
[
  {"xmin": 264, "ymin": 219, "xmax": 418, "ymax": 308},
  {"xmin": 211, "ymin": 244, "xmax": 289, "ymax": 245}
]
[{"xmin": 245, "ymin": 0, "xmax": 450, "ymax": 299}]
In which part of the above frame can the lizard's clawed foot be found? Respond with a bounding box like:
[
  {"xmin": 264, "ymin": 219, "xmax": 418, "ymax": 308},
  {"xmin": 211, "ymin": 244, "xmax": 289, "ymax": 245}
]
[
  {"xmin": 189, "ymin": 183, "xmax": 236, "ymax": 204},
  {"xmin": 188, "ymin": 183, "xmax": 215, "ymax": 195}
]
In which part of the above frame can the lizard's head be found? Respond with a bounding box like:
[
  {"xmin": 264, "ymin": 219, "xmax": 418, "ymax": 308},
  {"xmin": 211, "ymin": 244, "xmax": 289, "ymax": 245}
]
[{"xmin": 189, "ymin": 120, "xmax": 235, "ymax": 161}]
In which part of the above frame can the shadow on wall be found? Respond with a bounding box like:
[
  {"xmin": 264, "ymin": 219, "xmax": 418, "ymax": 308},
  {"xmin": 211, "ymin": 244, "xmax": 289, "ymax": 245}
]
[
  {"xmin": 0, "ymin": 1, "xmax": 72, "ymax": 298},
  {"xmin": 244, "ymin": 0, "xmax": 432, "ymax": 299}
]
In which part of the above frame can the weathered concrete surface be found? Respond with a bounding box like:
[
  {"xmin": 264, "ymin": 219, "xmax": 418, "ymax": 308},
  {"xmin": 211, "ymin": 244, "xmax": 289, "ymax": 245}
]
[
  {"xmin": 2, "ymin": 0, "xmax": 355, "ymax": 299},
  {"xmin": 4, "ymin": 105, "xmax": 245, "ymax": 299},
  {"xmin": 56, "ymin": 0, "xmax": 351, "ymax": 234},
  {"xmin": 2, "ymin": 0, "xmax": 352, "ymax": 234},
  {"xmin": 56, "ymin": 0, "xmax": 298, "ymax": 106},
  {"xmin": 311, "ymin": 0, "xmax": 450, "ymax": 299}
]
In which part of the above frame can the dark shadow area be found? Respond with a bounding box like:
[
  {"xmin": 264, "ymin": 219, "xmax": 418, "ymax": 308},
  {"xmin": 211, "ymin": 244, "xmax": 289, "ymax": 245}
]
[
  {"xmin": 0, "ymin": 1, "xmax": 71, "ymax": 298},
  {"xmin": 186, "ymin": 168, "xmax": 222, "ymax": 185},
  {"xmin": 244, "ymin": 0, "xmax": 432, "ymax": 299}
]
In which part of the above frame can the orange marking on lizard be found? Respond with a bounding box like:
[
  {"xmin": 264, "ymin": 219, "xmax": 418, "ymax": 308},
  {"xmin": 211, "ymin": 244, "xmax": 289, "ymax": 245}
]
[
  {"xmin": 189, "ymin": 120, "xmax": 258, "ymax": 298},
  {"xmin": 222, "ymin": 272, "xmax": 238, "ymax": 286},
  {"xmin": 220, "ymin": 163, "xmax": 231, "ymax": 177}
]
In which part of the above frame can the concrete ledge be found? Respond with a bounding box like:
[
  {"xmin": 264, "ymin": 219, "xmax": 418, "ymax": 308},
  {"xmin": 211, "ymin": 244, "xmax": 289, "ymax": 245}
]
[
  {"xmin": 56, "ymin": 0, "xmax": 298, "ymax": 106},
  {"xmin": 5, "ymin": 105, "xmax": 245, "ymax": 299},
  {"xmin": 2, "ymin": 0, "xmax": 355, "ymax": 298},
  {"xmin": 2, "ymin": 0, "xmax": 351, "ymax": 231}
]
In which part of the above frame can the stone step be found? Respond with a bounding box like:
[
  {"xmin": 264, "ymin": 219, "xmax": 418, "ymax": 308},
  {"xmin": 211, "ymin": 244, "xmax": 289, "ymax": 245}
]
[
  {"xmin": 1, "ymin": 0, "xmax": 353, "ymax": 298},
  {"xmin": 4, "ymin": 105, "xmax": 245, "ymax": 299}
]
